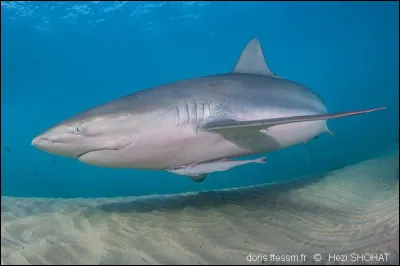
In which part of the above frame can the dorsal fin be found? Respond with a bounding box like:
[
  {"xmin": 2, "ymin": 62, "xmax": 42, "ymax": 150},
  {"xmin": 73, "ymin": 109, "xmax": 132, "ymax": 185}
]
[{"xmin": 233, "ymin": 38, "xmax": 275, "ymax": 77}]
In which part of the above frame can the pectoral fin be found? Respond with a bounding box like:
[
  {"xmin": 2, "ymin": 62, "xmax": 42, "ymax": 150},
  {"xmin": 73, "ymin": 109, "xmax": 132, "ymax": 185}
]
[{"xmin": 202, "ymin": 107, "xmax": 386, "ymax": 131}]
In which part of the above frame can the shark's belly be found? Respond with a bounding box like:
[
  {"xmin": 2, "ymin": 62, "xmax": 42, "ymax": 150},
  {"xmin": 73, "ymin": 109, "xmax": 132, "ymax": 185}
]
[
  {"xmin": 265, "ymin": 120, "xmax": 327, "ymax": 147},
  {"xmin": 85, "ymin": 103, "xmax": 327, "ymax": 169},
  {"xmin": 81, "ymin": 120, "xmax": 325, "ymax": 170},
  {"xmin": 122, "ymin": 121, "xmax": 325, "ymax": 169},
  {"xmin": 120, "ymin": 128, "xmax": 247, "ymax": 169}
]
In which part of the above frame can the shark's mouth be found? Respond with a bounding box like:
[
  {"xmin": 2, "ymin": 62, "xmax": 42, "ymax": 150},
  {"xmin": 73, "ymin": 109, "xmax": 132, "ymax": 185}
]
[
  {"xmin": 77, "ymin": 140, "xmax": 133, "ymax": 159},
  {"xmin": 77, "ymin": 148, "xmax": 116, "ymax": 158}
]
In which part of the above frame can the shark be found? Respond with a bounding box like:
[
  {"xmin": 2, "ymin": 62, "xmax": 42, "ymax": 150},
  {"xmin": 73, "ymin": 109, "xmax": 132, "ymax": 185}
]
[{"xmin": 32, "ymin": 39, "xmax": 386, "ymax": 182}]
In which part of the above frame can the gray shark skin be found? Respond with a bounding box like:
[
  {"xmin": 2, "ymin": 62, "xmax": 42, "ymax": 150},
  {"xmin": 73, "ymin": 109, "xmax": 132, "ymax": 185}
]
[{"xmin": 32, "ymin": 39, "xmax": 386, "ymax": 182}]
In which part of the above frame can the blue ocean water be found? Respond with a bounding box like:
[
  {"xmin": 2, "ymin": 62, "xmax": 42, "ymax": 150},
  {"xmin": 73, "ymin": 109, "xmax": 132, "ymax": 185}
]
[{"xmin": 1, "ymin": 1, "xmax": 398, "ymax": 198}]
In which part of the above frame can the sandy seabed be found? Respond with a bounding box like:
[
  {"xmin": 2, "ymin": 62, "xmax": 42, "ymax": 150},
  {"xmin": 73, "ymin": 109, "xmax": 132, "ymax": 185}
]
[{"xmin": 1, "ymin": 150, "xmax": 399, "ymax": 265}]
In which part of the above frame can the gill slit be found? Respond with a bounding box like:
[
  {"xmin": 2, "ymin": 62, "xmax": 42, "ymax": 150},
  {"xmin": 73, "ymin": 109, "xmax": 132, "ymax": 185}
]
[
  {"xmin": 184, "ymin": 101, "xmax": 190, "ymax": 125},
  {"xmin": 193, "ymin": 100, "xmax": 198, "ymax": 133},
  {"xmin": 207, "ymin": 101, "xmax": 212, "ymax": 119},
  {"xmin": 176, "ymin": 100, "xmax": 212, "ymax": 130},
  {"xmin": 175, "ymin": 104, "xmax": 180, "ymax": 127}
]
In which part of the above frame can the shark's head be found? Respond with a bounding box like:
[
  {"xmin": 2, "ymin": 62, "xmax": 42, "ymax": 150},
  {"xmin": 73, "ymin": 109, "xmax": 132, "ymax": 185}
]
[{"xmin": 31, "ymin": 109, "xmax": 134, "ymax": 166}]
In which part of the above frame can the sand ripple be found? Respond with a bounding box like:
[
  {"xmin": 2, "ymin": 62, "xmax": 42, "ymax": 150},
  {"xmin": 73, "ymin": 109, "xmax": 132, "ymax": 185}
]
[{"xmin": 1, "ymin": 150, "xmax": 399, "ymax": 265}]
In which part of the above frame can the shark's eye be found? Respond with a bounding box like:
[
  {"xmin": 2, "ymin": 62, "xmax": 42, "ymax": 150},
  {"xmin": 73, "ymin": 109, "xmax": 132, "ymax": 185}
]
[{"xmin": 73, "ymin": 125, "xmax": 83, "ymax": 134}]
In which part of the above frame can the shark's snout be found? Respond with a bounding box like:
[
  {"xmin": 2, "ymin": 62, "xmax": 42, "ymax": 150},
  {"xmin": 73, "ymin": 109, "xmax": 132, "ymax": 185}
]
[{"xmin": 31, "ymin": 136, "xmax": 54, "ymax": 152}]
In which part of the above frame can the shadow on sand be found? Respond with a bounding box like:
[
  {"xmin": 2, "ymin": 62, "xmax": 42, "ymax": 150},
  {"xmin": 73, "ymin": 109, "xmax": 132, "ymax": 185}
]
[{"xmin": 97, "ymin": 172, "xmax": 334, "ymax": 214}]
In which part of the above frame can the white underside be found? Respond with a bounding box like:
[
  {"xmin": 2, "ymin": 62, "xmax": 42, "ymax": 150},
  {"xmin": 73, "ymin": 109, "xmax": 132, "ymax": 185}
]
[{"xmin": 79, "ymin": 109, "xmax": 328, "ymax": 169}]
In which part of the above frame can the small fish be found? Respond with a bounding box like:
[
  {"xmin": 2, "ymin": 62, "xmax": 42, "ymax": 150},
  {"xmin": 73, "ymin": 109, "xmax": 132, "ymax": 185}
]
[
  {"xmin": 34, "ymin": 172, "xmax": 39, "ymax": 176},
  {"xmin": 23, "ymin": 170, "xmax": 27, "ymax": 176},
  {"xmin": 4, "ymin": 146, "xmax": 11, "ymax": 152},
  {"xmin": 167, "ymin": 157, "xmax": 267, "ymax": 182}
]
